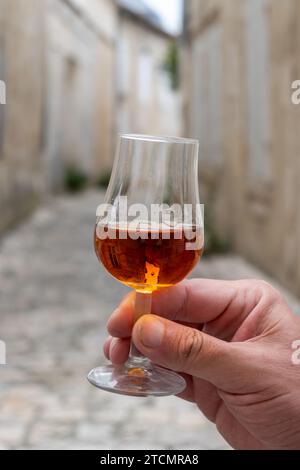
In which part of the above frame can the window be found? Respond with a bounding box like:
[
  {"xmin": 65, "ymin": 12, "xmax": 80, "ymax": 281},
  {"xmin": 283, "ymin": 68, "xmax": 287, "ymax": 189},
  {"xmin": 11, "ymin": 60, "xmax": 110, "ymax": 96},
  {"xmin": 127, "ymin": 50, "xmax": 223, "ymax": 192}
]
[
  {"xmin": 245, "ymin": 0, "xmax": 271, "ymax": 180},
  {"xmin": 138, "ymin": 48, "xmax": 152, "ymax": 105},
  {"xmin": 117, "ymin": 37, "xmax": 131, "ymax": 97},
  {"xmin": 192, "ymin": 24, "xmax": 222, "ymax": 165},
  {"xmin": 0, "ymin": 36, "xmax": 5, "ymax": 157}
]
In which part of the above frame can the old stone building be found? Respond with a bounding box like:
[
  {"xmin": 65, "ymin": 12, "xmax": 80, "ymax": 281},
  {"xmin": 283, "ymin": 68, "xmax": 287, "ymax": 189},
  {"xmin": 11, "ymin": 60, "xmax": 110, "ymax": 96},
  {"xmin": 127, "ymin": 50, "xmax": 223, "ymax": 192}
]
[
  {"xmin": 0, "ymin": 0, "xmax": 117, "ymax": 232},
  {"xmin": 44, "ymin": 0, "xmax": 117, "ymax": 190},
  {"xmin": 0, "ymin": 0, "xmax": 183, "ymax": 235},
  {"xmin": 116, "ymin": 0, "xmax": 182, "ymax": 136},
  {"xmin": 0, "ymin": 0, "xmax": 44, "ymax": 233},
  {"xmin": 184, "ymin": 0, "xmax": 300, "ymax": 295}
]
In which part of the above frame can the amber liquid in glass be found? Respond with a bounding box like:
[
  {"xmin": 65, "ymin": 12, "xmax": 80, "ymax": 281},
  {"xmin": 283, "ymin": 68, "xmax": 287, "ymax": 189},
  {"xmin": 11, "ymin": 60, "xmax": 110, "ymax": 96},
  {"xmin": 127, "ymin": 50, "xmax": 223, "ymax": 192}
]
[{"xmin": 94, "ymin": 225, "xmax": 203, "ymax": 292}]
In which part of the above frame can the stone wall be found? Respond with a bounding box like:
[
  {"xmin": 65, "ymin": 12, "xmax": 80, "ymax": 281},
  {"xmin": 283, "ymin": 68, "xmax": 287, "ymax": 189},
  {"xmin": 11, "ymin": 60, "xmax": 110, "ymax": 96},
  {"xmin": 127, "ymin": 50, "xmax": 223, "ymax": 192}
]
[
  {"xmin": 43, "ymin": 0, "xmax": 117, "ymax": 190},
  {"xmin": 184, "ymin": 0, "xmax": 300, "ymax": 296},
  {"xmin": 0, "ymin": 0, "xmax": 45, "ymax": 233},
  {"xmin": 0, "ymin": 0, "xmax": 117, "ymax": 233}
]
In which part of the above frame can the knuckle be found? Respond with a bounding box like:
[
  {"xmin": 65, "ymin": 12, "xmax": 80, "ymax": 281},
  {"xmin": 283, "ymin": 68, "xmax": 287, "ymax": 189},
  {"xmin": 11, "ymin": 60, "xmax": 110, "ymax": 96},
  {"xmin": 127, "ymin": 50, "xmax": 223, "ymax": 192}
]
[
  {"xmin": 248, "ymin": 279, "xmax": 282, "ymax": 302},
  {"xmin": 260, "ymin": 281, "xmax": 282, "ymax": 303},
  {"xmin": 177, "ymin": 328, "xmax": 203, "ymax": 364}
]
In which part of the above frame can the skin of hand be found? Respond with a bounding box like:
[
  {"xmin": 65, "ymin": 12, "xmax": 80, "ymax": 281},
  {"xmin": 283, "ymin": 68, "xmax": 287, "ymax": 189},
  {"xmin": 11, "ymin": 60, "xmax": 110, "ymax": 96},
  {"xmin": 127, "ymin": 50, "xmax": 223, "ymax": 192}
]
[{"xmin": 103, "ymin": 279, "xmax": 300, "ymax": 450}]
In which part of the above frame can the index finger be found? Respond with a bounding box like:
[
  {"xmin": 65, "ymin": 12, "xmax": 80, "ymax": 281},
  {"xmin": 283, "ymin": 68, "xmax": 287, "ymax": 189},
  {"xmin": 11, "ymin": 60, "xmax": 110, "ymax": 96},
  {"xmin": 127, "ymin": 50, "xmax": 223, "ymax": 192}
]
[{"xmin": 107, "ymin": 278, "xmax": 244, "ymax": 338}]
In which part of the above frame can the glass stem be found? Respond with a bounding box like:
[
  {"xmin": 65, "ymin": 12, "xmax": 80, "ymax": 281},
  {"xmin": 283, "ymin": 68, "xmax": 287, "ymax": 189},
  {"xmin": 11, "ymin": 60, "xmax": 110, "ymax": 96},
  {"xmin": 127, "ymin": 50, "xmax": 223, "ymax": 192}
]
[{"xmin": 126, "ymin": 291, "xmax": 152, "ymax": 370}]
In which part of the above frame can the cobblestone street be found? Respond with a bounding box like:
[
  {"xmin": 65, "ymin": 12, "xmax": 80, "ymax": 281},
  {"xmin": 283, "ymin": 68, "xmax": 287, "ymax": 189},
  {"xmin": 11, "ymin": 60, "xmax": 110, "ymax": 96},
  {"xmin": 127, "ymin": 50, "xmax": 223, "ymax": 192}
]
[{"xmin": 0, "ymin": 191, "xmax": 299, "ymax": 450}]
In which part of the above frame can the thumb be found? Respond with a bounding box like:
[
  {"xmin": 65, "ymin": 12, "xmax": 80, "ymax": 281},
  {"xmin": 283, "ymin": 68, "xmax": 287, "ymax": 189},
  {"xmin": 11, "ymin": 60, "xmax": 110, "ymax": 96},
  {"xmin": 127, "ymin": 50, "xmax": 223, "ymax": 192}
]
[{"xmin": 132, "ymin": 315, "xmax": 252, "ymax": 389}]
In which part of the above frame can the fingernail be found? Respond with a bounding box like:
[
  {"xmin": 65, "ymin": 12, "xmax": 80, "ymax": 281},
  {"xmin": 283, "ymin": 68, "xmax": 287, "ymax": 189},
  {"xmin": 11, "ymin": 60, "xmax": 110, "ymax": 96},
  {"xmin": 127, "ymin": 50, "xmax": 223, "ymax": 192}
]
[
  {"xmin": 111, "ymin": 308, "xmax": 120, "ymax": 318},
  {"xmin": 109, "ymin": 337, "xmax": 119, "ymax": 357},
  {"xmin": 139, "ymin": 318, "xmax": 164, "ymax": 349},
  {"xmin": 107, "ymin": 308, "xmax": 119, "ymax": 327},
  {"xmin": 103, "ymin": 337, "xmax": 111, "ymax": 359}
]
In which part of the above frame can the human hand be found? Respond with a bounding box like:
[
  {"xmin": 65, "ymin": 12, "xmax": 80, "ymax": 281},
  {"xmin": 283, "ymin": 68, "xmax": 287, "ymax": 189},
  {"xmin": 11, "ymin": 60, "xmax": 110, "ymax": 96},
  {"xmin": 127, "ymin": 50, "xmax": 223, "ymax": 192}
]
[{"xmin": 104, "ymin": 279, "xmax": 300, "ymax": 449}]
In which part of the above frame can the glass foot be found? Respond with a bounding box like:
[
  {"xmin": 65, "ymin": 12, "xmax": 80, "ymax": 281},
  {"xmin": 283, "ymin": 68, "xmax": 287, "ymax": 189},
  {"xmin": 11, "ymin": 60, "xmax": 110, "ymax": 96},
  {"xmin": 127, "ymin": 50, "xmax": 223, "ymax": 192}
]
[{"xmin": 87, "ymin": 364, "xmax": 186, "ymax": 397}]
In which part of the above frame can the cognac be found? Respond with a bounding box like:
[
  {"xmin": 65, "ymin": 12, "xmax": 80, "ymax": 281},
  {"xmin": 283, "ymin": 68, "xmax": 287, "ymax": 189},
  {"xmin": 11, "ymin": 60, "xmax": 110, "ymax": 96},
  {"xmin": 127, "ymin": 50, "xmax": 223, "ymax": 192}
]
[{"xmin": 94, "ymin": 225, "xmax": 203, "ymax": 292}]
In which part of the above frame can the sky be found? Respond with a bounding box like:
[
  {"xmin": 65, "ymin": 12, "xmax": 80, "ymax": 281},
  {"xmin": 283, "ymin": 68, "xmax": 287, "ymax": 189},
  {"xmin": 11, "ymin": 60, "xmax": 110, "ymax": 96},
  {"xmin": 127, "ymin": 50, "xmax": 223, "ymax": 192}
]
[{"xmin": 144, "ymin": 0, "xmax": 183, "ymax": 35}]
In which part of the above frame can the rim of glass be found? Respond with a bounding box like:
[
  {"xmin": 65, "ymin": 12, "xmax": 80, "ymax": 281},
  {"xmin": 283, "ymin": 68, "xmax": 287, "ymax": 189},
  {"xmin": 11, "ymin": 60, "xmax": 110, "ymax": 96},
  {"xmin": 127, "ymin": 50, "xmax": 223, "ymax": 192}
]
[{"xmin": 119, "ymin": 133, "xmax": 199, "ymax": 145}]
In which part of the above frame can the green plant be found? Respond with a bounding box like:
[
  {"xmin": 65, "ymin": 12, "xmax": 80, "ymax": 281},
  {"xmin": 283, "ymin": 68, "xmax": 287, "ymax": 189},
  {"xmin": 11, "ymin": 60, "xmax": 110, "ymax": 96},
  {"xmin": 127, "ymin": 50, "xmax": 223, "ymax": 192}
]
[
  {"xmin": 64, "ymin": 165, "xmax": 88, "ymax": 193},
  {"xmin": 203, "ymin": 205, "xmax": 231, "ymax": 256},
  {"xmin": 96, "ymin": 171, "xmax": 112, "ymax": 189},
  {"xmin": 163, "ymin": 42, "xmax": 179, "ymax": 91}
]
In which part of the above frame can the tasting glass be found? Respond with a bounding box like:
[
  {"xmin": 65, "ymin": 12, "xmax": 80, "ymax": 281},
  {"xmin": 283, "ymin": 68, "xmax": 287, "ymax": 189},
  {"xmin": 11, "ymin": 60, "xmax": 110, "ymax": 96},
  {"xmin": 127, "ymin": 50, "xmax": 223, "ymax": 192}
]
[{"xmin": 88, "ymin": 134, "xmax": 204, "ymax": 396}]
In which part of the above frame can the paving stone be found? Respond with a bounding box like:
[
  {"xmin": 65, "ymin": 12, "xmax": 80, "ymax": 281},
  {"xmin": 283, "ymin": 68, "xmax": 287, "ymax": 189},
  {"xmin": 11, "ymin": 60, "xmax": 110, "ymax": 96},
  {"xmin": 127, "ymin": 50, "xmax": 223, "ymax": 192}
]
[
  {"xmin": 0, "ymin": 421, "xmax": 26, "ymax": 448},
  {"xmin": 27, "ymin": 420, "xmax": 75, "ymax": 446},
  {"xmin": 76, "ymin": 423, "xmax": 114, "ymax": 443}
]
